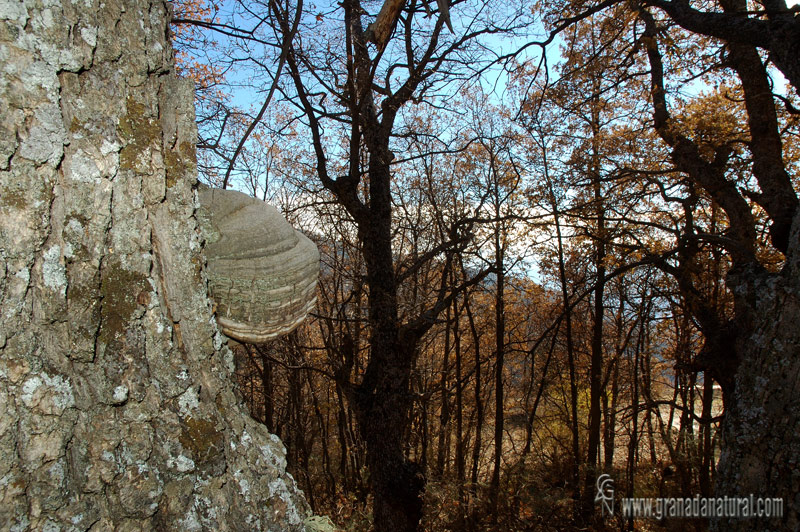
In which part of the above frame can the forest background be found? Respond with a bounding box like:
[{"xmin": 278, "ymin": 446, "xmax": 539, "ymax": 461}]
[{"xmin": 168, "ymin": 0, "xmax": 800, "ymax": 530}]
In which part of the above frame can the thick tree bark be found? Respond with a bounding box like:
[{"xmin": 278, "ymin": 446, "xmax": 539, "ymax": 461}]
[
  {"xmin": 0, "ymin": 0, "xmax": 310, "ymax": 529},
  {"xmin": 713, "ymin": 255, "xmax": 800, "ymax": 530}
]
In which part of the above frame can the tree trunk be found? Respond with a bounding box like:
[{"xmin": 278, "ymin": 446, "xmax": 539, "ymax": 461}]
[
  {"xmin": 352, "ymin": 156, "xmax": 424, "ymax": 532},
  {"xmin": 464, "ymin": 284, "xmax": 484, "ymax": 513},
  {"xmin": 554, "ymin": 203, "xmax": 581, "ymax": 507},
  {"xmin": 453, "ymin": 293, "xmax": 467, "ymax": 527},
  {"xmin": 584, "ymin": 90, "xmax": 606, "ymax": 518},
  {"xmin": 0, "ymin": 0, "xmax": 310, "ymax": 529},
  {"xmin": 713, "ymin": 256, "xmax": 800, "ymax": 530},
  {"xmin": 436, "ymin": 305, "xmax": 452, "ymax": 477},
  {"xmin": 699, "ymin": 371, "xmax": 715, "ymax": 498},
  {"xmin": 489, "ymin": 235, "xmax": 506, "ymax": 521}
]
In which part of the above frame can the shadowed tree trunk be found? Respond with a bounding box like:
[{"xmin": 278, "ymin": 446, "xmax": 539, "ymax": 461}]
[
  {"xmin": 638, "ymin": 7, "xmax": 800, "ymax": 527},
  {"xmin": 276, "ymin": 0, "xmax": 500, "ymax": 526}
]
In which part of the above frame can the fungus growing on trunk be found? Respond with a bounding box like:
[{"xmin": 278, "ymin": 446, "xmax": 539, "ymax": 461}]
[{"xmin": 196, "ymin": 185, "xmax": 319, "ymax": 344}]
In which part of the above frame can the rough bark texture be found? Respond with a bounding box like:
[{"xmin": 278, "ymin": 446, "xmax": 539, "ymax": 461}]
[
  {"xmin": 713, "ymin": 218, "xmax": 800, "ymax": 531},
  {"xmin": 0, "ymin": 0, "xmax": 311, "ymax": 530}
]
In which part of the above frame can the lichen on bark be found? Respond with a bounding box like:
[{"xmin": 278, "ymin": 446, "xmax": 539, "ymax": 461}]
[{"xmin": 0, "ymin": 0, "xmax": 312, "ymax": 530}]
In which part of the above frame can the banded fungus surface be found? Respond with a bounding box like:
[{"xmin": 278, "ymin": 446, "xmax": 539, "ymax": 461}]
[{"xmin": 197, "ymin": 186, "xmax": 319, "ymax": 344}]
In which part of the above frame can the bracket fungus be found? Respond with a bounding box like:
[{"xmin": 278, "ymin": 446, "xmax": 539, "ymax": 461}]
[{"xmin": 197, "ymin": 185, "xmax": 319, "ymax": 343}]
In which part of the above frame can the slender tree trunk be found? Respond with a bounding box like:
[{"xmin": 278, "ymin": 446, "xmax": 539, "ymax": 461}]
[
  {"xmin": 464, "ymin": 286, "xmax": 484, "ymax": 525},
  {"xmin": 489, "ymin": 232, "xmax": 506, "ymax": 521},
  {"xmin": 420, "ymin": 393, "xmax": 429, "ymax": 473},
  {"xmin": 626, "ymin": 307, "xmax": 645, "ymax": 532},
  {"xmin": 307, "ymin": 369, "xmax": 336, "ymax": 501},
  {"xmin": 523, "ymin": 330, "xmax": 558, "ymax": 456},
  {"xmin": 584, "ymin": 90, "xmax": 606, "ymax": 518},
  {"xmin": 604, "ymin": 349, "xmax": 620, "ymax": 468},
  {"xmin": 437, "ymin": 305, "xmax": 452, "ymax": 477},
  {"xmin": 336, "ymin": 386, "xmax": 352, "ymax": 490},
  {"xmin": 698, "ymin": 371, "xmax": 714, "ymax": 498},
  {"xmin": 262, "ymin": 347, "xmax": 275, "ymax": 432},
  {"xmin": 549, "ymin": 179, "xmax": 581, "ymax": 506},
  {"xmin": 453, "ymin": 294, "xmax": 467, "ymax": 527}
]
